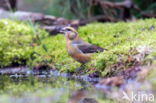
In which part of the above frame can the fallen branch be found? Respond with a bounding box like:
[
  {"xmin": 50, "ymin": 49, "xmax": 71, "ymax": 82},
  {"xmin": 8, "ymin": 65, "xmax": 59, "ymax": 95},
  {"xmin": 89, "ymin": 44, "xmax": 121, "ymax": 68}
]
[
  {"xmin": 0, "ymin": 9, "xmax": 86, "ymax": 35},
  {"xmin": 0, "ymin": 9, "xmax": 120, "ymax": 35}
]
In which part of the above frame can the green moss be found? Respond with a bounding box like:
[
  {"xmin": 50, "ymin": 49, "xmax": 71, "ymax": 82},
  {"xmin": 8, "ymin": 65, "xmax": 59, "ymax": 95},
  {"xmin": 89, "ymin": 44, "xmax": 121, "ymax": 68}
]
[
  {"xmin": 78, "ymin": 19, "xmax": 156, "ymax": 74},
  {"xmin": 33, "ymin": 19, "xmax": 156, "ymax": 75},
  {"xmin": 1, "ymin": 19, "xmax": 156, "ymax": 75},
  {"xmin": 0, "ymin": 19, "xmax": 48, "ymax": 67}
]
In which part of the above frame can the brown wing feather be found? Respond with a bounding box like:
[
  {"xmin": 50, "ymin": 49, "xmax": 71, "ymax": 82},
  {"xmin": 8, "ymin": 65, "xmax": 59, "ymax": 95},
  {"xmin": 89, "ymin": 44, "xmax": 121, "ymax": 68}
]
[{"xmin": 78, "ymin": 44, "xmax": 105, "ymax": 53}]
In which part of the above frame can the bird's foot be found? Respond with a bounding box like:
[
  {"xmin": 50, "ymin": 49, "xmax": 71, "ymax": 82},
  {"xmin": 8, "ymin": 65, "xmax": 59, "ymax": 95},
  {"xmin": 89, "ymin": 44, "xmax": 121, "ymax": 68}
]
[{"xmin": 74, "ymin": 65, "xmax": 86, "ymax": 75}]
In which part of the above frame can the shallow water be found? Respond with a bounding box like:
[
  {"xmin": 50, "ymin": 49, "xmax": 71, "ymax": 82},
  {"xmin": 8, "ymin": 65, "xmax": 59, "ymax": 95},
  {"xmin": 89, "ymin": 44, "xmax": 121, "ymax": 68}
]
[
  {"xmin": 1, "ymin": 67, "xmax": 156, "ymax": 103},
  {"xmin": 0, "ymin": 68, "xmax": 115, "ymax": 103}
]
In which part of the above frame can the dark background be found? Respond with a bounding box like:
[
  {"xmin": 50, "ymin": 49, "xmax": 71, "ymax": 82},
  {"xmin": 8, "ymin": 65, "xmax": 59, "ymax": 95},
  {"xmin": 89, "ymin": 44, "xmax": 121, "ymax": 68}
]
[
  {"xmin": 17, "ymin": 0, "xmax": 156, "ymax": 20},
  {"xmin": 1, "ymin": 0, "xmax": 156, "ymax": 21}
]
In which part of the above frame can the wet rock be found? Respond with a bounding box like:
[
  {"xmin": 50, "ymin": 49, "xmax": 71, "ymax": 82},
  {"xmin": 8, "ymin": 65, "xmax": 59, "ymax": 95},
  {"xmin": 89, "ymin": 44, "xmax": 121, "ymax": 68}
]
[
  {"xmin": 96, "ymin": 76, "xmax": 125, "ymax": 88},
  {"xmin": 118, "ymin": 66, "xmax": 141, "ymax": 80},
  {"xmin": 0, "ymin": 67, "xmax": 28, "ymax": 75},
  {"xmin": 89, "ymin": 71, "xmax": 101, "ymax": 78}
]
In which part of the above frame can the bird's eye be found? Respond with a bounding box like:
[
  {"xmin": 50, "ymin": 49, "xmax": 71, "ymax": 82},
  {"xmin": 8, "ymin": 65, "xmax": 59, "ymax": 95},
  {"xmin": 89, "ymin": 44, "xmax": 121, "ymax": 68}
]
[{"xmin": 66, "ymin": 29, "xmax": 71, "ymax": 31}]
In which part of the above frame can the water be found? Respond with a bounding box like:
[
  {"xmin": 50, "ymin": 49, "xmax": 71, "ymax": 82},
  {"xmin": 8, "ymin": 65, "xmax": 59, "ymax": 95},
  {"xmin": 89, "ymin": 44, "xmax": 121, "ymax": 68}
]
[
  {"xmin": 0, "ymin": 67, "xmax": 115, "ymax": 103},
  {"xmin": 1, "ymin": 67, "xmax": 155, "ymax": 103}
]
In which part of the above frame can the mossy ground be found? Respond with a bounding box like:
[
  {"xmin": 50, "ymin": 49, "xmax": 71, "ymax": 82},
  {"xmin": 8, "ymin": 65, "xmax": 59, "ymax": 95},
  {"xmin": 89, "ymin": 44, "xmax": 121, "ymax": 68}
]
[{"xmin": 0, "ymin": 19, "xmax": 156, "ymax": 76}]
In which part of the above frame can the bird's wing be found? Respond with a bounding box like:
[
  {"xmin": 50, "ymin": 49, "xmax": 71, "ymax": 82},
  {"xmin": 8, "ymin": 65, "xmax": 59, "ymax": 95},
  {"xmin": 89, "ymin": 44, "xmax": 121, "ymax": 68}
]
[
  {"xmin": 72, "ymin": 40, "xmax": 105, "ymax": 53},
  {"xmin": 78, "ymin": 44, "xmax": 105, "ymax": 53}
]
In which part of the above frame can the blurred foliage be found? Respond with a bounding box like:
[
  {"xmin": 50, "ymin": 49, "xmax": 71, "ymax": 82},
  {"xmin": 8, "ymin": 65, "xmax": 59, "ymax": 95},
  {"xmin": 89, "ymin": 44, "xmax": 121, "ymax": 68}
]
[
  {"xmin": 135, "ymin": 0, "xmax": 156, "ymax": 11},
  {"xmin": 19, "ymin": 0, "xmax": 156, "ymax": 19}
]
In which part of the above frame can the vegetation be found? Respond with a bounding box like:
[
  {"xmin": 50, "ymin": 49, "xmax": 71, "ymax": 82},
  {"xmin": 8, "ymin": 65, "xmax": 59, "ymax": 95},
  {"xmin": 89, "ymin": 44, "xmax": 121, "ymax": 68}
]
[
  {"xmin": 0, "ymin": 0, "xmax": 156, "ymax": 102},
  {"xmin": 0, "ymin": 20, "xmax": 48, "ymax": 67},
  {"xmin": 0, "ymin": 19, "xmax": 156, "ymax": 76},
  {"xmin": 0, "ymin": 18, "xmax": 156, "ymax": 103}
]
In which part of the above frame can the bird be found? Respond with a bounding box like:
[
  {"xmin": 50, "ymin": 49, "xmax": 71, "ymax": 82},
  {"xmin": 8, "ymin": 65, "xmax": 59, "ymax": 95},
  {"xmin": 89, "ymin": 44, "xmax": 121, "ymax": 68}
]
[{"xmin": 60, "ymin": 26, "xmax": 105, "ymax": 65}]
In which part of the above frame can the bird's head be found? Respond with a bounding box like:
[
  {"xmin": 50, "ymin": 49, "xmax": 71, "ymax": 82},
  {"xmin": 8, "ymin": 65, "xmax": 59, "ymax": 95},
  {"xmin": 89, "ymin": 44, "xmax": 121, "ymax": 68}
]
[{"xmin": 60, "ymin": 26, "xmax": 78, "ymax": 40}]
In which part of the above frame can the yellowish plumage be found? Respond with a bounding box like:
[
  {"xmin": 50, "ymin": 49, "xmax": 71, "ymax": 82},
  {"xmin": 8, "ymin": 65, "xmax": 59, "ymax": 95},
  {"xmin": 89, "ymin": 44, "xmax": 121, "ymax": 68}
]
[
  {"xmin": 66, "ymin": 37, "xmax": 91, "ymax": 64},
  {"xmin": 61, "ymin": 26, "xmax": 104, "ymax": 64}
]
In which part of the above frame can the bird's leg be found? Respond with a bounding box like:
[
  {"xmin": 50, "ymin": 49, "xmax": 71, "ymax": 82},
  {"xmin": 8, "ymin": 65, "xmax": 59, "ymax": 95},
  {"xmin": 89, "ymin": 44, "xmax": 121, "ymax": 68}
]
[
  {"xmin": 80, "ymin": 63, "xmax": 86, "ymax": 70},
  {"xmin": 75, "ymin": 63, "xmax": 86, "ymax": 74}
]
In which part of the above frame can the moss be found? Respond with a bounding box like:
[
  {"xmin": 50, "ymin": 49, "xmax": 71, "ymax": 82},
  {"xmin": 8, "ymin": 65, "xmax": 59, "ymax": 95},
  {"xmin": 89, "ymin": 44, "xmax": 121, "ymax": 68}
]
[
  {"xmin": 78, "ymin": 19, "xmax": 156, "ymax": 75},
  {"xmin": 34, "ymin": 19, "xmax": 156, "ymax": 74},
  {"xmin": 1, "ymin": 19, "xmax": 156, "ymax": 75},
  {"xmin": 0, "ymin": 19, "xmax": 48, "ymax": 67}
]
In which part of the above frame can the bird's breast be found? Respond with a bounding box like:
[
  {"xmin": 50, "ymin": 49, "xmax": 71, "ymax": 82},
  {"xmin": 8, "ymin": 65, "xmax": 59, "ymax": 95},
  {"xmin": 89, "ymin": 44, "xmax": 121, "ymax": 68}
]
[{"xmin": 66, "ymin": 41, "xmax": 91, "ymax": 63}]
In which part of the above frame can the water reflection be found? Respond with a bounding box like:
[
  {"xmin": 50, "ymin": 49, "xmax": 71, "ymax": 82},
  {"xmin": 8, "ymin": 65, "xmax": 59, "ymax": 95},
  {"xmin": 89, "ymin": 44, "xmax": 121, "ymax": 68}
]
[
  {"xmin": 0, "ymin": 74, "xmax": 113, "ymax": 103},
  {"xmin": 69, "ymin": 88, "xmax": 99, "ymax": 103}
]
